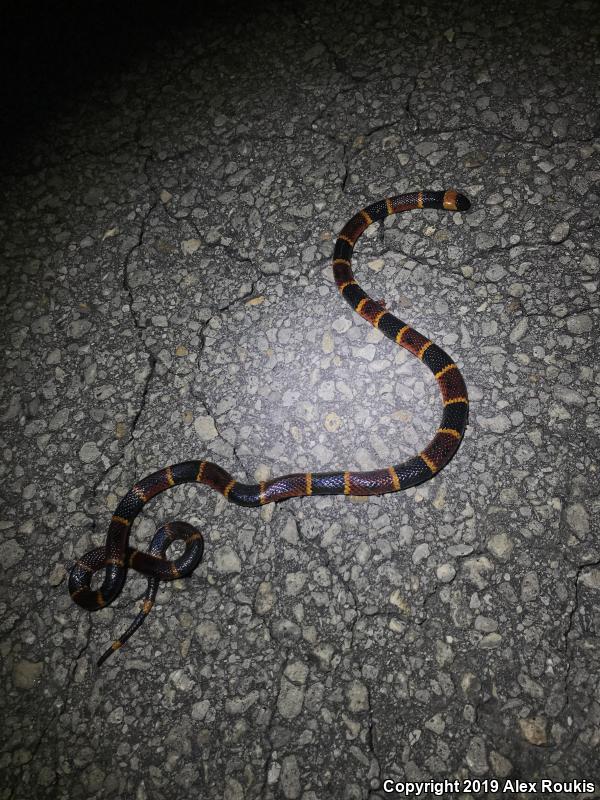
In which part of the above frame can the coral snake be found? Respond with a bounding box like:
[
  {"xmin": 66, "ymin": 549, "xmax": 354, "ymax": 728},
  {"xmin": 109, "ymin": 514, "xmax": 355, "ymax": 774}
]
[{"xmin": 69, "ymin": 189, "xmax": 471, "ymax": 665}]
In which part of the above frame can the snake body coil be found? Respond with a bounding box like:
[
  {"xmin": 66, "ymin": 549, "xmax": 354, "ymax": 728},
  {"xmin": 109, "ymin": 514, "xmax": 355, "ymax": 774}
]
[{"xmin": 69, "ymin": 189, "xmax": 470, "ymax": 664}]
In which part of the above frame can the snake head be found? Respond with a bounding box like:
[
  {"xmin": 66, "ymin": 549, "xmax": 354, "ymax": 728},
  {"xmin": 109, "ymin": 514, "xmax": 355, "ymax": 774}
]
[{"xmin": 443, "ymin": 190, "xmax": 470, "ymax": 212}]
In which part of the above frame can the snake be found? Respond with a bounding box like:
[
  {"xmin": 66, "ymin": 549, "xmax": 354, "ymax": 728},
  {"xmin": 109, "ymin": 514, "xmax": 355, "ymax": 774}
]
[{"xmin": 69, "ymin": 188, "xmax": 471, "ymax": 666}]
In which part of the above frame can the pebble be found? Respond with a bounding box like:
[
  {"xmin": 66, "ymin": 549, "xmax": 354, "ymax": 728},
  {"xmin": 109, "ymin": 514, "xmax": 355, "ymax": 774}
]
[
  {"xmin": 487, "ymin": 532, "xmax": 513, "ymax": 560},
  {"xmin": 553, "ymin": 386, "xmax": 585, "ymax": 407},
  {"xmin": 32, "ymin": 315, "xmax": 51, "ymax": 335},
  {"xmin": 67, "ymin": 319, "xmax": 92, "ymax": 339},
  {"xmin": 475, "ymin": 616, "xmax": 499, "ymax": 633},
  {"xmin": 272, "ymin": 619, "xmax": 301, "ymax": 641},
  {"xmin": 313, "ymin": 642, "xmax": 334, "ymax": 669},
  {"xmin": 254, "ymin": 463, "xmax": 271, "ymax": 482},
  {"xmin": 280, "ymin": 755, "xmax": 301, "ymax": 799},
  {"xmin": 318, "ymin": 381, "xmax": 335, "ymax": 401},
  {"xmin": 13, "ymin": 660, "xmax": 43, "ymax": 689},
  {"xmin": 582, "ymin": 253, "xmax": 599, "ymax": 274},
  {"xmin": 552, "ymin": 118, "xmax": 568, "ymax": 138},
  {"xmin": 78, "ymin": 441, "xmax": 101, "ymax": 463},
  {"xmin": 194, "ymin": 415, "xmax": 218, "ymax": 441},
  {"xmin": 432, "ymin": 484, "xmax": 447, "ymax": 510},
  {"xmin": 412, "ymin": 543, "xmax": 430, "ymax": 564},
  {"xmin": 48, "ymin": 563, "xmax": 66, "ymax": 586},
  {"xmin": 285, "ymin": 572, "xmax": 307, "ymax": 596},
  {"xmin": 37, "ymin": 766, "xmax": 56, "ymax": 787},
  {"xmin": 84, "ymin": 766, "xmax": 105, "ymax": 792},
  {"xmin": 465, "ymin": 735, "xmax": 488, "ymax": 775},
  {"xmin": 489, "ymin": 750, "xmax": 513, "ymax": 777},
  {"xmin": 225, "ymin": 690, "xmax": 259, "ymax": 715},
  {"xmin": 436, "ymin": 563, "xmax": 456, "ymax": 583},
  {"xmin": 479, "ymin": 632, "xmax": 502, "ymax": 648},
  {"xmin": 581, "ymin": 569, "xmax": 600, "ymax": 590},
  {"xmin": 519, "ymin": 716, "xmax": 547, "ymax": 745},
  {"xmin": 463, "ymin": 556, "xmax": 494, "ymax": 589},
  {"xmin": 261, "ymin": 261, "xmax": 281, "ymax": 275},
  {"xmin": 254, "ymin": 581, "xmax": 275, "ymax": 614},
  {"xmin": 352, "ymin": 344, "xmax": 376, "ymax": 361},
  {"xmin": 223, "ymin": 778, "xmax": 244, "ymax": 800},
  {"xmin": 447, "ymin": 544, "xmax": 473, "ymax": 557},
  {"xmin": 475, "ymin": 232, "xmax": 497, "ymax": 250},
  {"xmin": 1, "ymin": 539, "xmax": 25, "ymax": 569},
  {"xmin": 284, "ymin": 661, "xmax": 309, "ymax": 685},
  {"xmin": 281, "ymin": 517, "xmax": 299, "ymax": 544},
  {"xmin": 509, "ymin": 318, "xmax": 528, "ymax": 343},
  {"xmin": 49, "ymin": 408, "xmax": 70, "ymax": 431},
  {"xmin": 485, "ymin": 264, "xmax": 506, "ymax": 282},
  {"xmin": 346, "ymin": 680, "xmax": 369, "ymax": 712},
  {"xmin": 425, "ymin": 713, "xmax": 445, "ymax": 735},
  {"xmin": 277, "ymin": 677, "xmax": 305, "ymax": 719},
  {"xmin": 191, "ymin": 700, "xmax": 210, "ymax": 721},
  {"xmin": 565, "ymin": 503, "xmax": 590, "ymax": 536},
  {"xmin": 436, "ymin": 640, "xmax": 454, "ymax": 667},
  {"xmin": 566, "ymin": 313, "xmax": 592, "ymax": 334},
  {"xmin": 181, "ymin": 238, "xmax": 201, "ymax": 254},
  {"xmin": 196, "ymin": 621, "xmax": 221, "ymax": 650},
  {"xmin": 549, "ymin": 221, "xmax": 570, "ymax": 243},
  {"xmin": 508, "ymin": 282, "xmax": 524, "ymax": 297},
  {"xmin": 478, "ymin": 414, "xmax": 511, "ymax": 433},
  {"xmin": 389, "ymin": 590, "xmax": 410, "ymax": 614},
  {"xmin": 107, "ymin": 706, "xmax": 124, "ymax": 724},
  {"xmin": 332, "ymin": 316, "xmax": 351, "ymax": 333},
  {"xmin": 321, "ymin": 331, "xmax": 334, "ymax": 353},
  {"xmin": 324, "ymin": 411, "xmax": 342, "ymax": 432},
  {"xmin": 521, "ymin": 571, "xmax": 540, "ymax": 602},
  {"xmin": 213, "ymin": 545, "xmax": 241, "ymax": 573}
]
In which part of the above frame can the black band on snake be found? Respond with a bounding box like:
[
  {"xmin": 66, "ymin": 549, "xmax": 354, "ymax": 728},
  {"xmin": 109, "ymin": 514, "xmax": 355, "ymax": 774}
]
[{"xmin": 69, "ymin": 189, "xmax": 471, "ymax": 665}]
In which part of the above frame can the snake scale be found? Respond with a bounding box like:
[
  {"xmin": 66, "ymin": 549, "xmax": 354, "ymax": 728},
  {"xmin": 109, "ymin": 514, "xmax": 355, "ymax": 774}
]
[{"xmin": 69, "ymin": 188, "xmax": 471, "ymax": 665}]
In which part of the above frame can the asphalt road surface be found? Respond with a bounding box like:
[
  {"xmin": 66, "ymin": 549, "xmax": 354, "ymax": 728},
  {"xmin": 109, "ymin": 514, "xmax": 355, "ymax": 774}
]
[{"xmin": 1, "ymin": 1, "xmax": 599, "ymax": 798}]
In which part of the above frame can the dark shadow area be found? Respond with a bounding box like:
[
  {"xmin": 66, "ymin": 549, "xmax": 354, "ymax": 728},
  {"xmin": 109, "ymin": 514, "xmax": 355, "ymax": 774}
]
[{"xmin": 0, "ymin": 0, "xmax": 249, "ymax": 159}]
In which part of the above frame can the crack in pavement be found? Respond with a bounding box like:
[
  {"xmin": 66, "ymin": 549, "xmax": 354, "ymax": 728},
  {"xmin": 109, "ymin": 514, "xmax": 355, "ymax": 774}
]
[
  {"xmin": 291, "ymin": 511, "xmax": 360, "ymax": 654},
  {"xmin": 190, "ymin": 277, "xmax": 259, "ymax": 478},
  {"xmin": 85, "ymin": 193, "xmax": 160, "ymax": 502},
  {"xmin": 562, "ymin": 555, "xmax": 600, "ymax": 716},
  {"xmin": 11, "ymin": 613, "xmax": 95, "ymax": 800},
  {"xmin": 364, "ymin": 680, "xmax": 382, "ymax": 792},
  {"xmin": 257, "ymin": 648, "xmax": 290, "ymax": 800}
]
